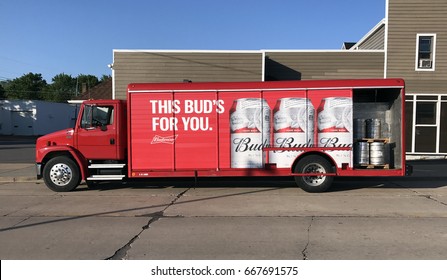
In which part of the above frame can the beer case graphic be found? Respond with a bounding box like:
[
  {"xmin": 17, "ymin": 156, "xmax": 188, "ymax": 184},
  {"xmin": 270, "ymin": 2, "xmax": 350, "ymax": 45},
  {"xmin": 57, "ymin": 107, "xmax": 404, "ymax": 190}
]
[
  {"xmin": 229, "ymin": 96, "xmax": 352, "ymax": 169},
  {"xmin": 230, "ymin": 98, "xmax": 270, "ymax": 168},
  {"xmin": 270, "ymin": 98, "xmax": 314, "ymax": 168},
  {"xmin": 317, "ymin": 97, "xmax": 353, "ymax": 166}
]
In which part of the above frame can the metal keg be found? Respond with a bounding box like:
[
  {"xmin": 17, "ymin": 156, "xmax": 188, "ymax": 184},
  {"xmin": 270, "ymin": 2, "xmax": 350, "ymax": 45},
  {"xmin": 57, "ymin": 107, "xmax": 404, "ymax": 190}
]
[
  {"xmin": 353, "ymin": 119, "xmax": 366, "ymax": 139},
  {"xmin": 369, "ymin": 142, "xmax": 385, "ymax": 165},
  {"xmin": 354, "ymin": 142, "xmax": 369, "ymax": 165},
  {"xmin": 366, "ymin": 119, "xmax": 381, "ymax": 139}
]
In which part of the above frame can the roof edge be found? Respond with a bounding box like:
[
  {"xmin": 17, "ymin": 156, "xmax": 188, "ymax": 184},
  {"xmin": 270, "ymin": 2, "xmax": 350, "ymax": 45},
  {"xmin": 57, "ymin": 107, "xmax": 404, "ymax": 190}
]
[
  {"xmin": 113, "ymin": 49, "xmax": 263, "ymax": 54},
  {"xmin": 350, "ymin": 19, "xmax": 386, "ymax": 50}
]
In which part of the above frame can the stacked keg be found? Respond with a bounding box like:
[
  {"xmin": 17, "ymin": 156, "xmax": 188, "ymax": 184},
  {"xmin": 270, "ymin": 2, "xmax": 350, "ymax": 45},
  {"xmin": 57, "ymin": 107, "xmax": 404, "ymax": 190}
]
[{"xmin": 353, "ymin": 118, "xmax": 386, "ymax": 166}]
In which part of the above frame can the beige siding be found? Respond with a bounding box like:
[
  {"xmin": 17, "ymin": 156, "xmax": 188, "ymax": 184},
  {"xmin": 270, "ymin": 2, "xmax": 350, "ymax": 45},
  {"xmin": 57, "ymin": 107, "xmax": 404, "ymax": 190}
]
[
  {"xmin": 387, "ymin": 0, "xmax": 447, "ymax": 93},
  {"xmin": 358, "ymin": 25, "xmax": 385, "ymax": 50},
  {"xmin": 265, "ymin": 51, "xmax": 384, "ymax": 81},
  {"xmin": 113, "ymin": 51, "xmax": 263, "ymax": 99}
]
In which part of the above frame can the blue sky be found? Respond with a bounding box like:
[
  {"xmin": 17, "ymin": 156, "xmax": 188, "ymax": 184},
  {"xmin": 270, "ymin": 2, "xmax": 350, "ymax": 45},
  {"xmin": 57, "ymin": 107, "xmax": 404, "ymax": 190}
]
[{"xmin": 0, "ymin": 0, "xmax": 385, "ymax": 83}]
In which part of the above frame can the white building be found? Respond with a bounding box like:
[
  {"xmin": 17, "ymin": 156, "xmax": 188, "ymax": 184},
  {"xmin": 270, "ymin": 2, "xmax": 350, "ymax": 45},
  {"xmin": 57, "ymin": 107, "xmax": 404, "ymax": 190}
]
[{"xmin": 0, "ymin": 100, "xmax": 79, "ymax": 136}]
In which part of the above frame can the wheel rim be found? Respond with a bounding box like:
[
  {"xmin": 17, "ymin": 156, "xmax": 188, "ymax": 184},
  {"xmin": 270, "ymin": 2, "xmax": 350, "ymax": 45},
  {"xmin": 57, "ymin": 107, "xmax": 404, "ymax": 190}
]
[
  {"xmin": 302, "ymin": 162, "xmax": 326, "ymax": 186},
  {"xmin": 49, "ymin": 163, "xmax": 73, "ymax": 186}
]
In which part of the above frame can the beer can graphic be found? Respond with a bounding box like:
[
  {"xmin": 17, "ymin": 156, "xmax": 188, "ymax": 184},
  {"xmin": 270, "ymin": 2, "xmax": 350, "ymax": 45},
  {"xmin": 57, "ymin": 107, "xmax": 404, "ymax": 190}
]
[
  {"xmin": 230, "ymin": 98, "xmax": 270, "ymax": 168},
  {"xmin": 317, "ymin": 97, "xmax": 353, "ymax": 165},
  {"xmin": 271, "ymin": 98, "xmax": 314, "ymax": 168}
]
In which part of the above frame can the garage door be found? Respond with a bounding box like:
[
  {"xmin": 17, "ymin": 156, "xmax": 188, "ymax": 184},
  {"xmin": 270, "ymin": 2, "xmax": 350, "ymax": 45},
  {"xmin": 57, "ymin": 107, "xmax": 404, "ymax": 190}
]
[{"xmin": 11, "ymin": 111, "xmax": 34, "ymax": 135}]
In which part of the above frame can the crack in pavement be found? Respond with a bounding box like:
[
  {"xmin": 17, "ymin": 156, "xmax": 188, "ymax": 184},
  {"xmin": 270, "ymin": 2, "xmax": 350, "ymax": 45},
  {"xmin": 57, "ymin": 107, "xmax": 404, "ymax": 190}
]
[
  {"xmin": 8, "ymin": 216, "xmax": 31, "ymax": 228},
  {"xmin": 391, "ymin": 181, "xmax": 447, "ymax": 207},
  {"xmin": 418, "ymin": 194, "xmax": 447, "ymax": 207},
  {"xmin": 301, "ymin": 216, "xmax": 314, "ymax": 260},
  {"xmin": 395, "ymin": 183, "xmax": 447, "ymax": 206},
  {"xmin": 106, "ymin": 188, "xmax": 190, "ymax": 260}
]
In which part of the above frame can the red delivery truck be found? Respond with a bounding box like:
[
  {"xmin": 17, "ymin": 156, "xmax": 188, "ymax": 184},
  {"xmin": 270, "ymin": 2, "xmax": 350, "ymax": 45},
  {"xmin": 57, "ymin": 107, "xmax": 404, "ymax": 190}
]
[{"xmin": 36, "ymin": 79, "xmax": 411, "ymax": 193}]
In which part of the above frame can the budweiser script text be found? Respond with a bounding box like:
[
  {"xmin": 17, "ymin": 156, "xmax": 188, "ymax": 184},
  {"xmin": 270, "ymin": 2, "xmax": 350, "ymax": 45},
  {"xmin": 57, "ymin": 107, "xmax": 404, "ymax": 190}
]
[
  {"xmin": 233, "ymin": 136, "xmax": 352, "ymax": 152},
  {"xmin": 150, "ymin": 99, "xmax": 225, "ymax": 132}
]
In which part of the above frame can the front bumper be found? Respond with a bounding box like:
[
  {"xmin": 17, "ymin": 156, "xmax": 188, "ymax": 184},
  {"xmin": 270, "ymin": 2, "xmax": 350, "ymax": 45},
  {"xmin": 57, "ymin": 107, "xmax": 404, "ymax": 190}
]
[{"xmin": 36, "ymin": 163, "xmax": 42, "ymax": 179}]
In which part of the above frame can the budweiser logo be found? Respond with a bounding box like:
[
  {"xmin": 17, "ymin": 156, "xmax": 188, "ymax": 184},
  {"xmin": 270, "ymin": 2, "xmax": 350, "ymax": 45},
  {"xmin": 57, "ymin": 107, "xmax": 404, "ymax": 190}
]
[
  {"xmin": 274, "ymin": 137, "xmax": 314, "ymax": 150},
  {"xmin": 232, "ymin": 137, "xmax": 270, "ymax": 152},
  {"xmin": 319, "ymin": 137, "xmax": 352, "ymax": 148},
  {"xmin": 151, "ymin": 135, "xmax": 178, "ymax": 145}
]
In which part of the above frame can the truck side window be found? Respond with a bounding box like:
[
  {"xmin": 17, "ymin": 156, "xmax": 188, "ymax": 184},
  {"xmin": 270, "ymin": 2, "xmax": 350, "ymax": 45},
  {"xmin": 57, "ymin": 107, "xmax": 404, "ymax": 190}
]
[{"xmin": 81, "ymin": 105, "xmax": 114, "ymax": 129}]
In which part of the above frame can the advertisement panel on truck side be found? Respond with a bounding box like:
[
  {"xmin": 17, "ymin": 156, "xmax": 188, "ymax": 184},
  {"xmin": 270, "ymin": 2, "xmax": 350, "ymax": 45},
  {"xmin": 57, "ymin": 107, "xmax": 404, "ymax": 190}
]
[{"xmin": 129, "ymin": 87, "xmax": 353, "ymax": 173}]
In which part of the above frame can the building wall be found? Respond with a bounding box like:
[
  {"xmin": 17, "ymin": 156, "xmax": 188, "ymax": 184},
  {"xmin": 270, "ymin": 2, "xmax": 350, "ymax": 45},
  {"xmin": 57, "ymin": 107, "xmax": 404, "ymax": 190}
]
[
  {"xmin": 0, "ymin": 100, "xmax": 78, "ymax": 136},
  {"xmin": 265, "ymin": 51, "xmax": 384, "ymax": 81},
  {"xmin": 387, "ymin": 0, "xmax": 447, "ymax": 93},
  {"xmin": 34, "ymin": 101, "xmax": 78, "ymax": 135},
  {"xmin": 387, "ymin": 0, "xmax": 447, "ymax": 155},
  {"xmin": 113, "ymin": 50, "xmax": 263, "ymax": 99},
  {"xmin": 357, "ymin": 24, "xmax": 385, "ymax": 50}
]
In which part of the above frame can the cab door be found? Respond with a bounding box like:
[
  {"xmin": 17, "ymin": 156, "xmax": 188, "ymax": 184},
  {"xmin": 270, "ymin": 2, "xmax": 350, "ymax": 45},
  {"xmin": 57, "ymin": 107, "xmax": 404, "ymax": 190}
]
[{"xmin": 76, "ymin": 104, "xmax": 118, "ymax": 160}]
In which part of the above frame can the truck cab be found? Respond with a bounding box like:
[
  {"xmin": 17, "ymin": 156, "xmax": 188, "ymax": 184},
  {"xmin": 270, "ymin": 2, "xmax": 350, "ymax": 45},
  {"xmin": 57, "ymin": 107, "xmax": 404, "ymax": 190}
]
[{"xmin": 36, "ymin": 99, "xmax": 127, "ymax": 192}]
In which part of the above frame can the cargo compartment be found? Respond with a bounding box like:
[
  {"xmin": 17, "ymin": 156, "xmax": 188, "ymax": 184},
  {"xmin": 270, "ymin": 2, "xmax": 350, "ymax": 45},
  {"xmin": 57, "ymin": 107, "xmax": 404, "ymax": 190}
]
[{"xmin": 352, "ymin": 88, "xmax": 403, "ymax": 170}]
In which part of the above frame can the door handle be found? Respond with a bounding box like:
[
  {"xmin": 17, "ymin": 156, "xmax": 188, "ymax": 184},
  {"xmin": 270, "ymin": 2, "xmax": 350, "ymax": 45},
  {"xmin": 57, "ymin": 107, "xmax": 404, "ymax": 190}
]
[{"xmin": 110, "ymin": 138, "xmax": 115, "ymax": 145}]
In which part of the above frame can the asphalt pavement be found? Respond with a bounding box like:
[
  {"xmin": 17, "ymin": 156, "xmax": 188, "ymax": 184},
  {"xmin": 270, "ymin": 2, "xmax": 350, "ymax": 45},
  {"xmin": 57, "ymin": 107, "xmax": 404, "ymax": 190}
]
[
  {"xmin": 0, "ymin": 136, "xmax": 37, "ymax": 182},
  {"xmin": 1, "ymin": 136, "xmax": 447, "ymax": 260}
]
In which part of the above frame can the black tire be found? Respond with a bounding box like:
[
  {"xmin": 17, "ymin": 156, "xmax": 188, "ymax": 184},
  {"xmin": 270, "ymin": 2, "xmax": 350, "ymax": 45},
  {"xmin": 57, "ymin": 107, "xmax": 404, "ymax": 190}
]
[
  {"xmin": 294, "ymin": 155, "xmax": 334, "ymax": 193},
  {"xmin": 43, "ymin": 156, "xmax": 81, "ymax": 192}
]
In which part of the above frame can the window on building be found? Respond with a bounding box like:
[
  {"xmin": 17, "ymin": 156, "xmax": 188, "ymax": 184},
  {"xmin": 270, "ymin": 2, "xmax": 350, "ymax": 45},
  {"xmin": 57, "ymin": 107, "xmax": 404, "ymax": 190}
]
[
  {"xmin": 414, "ymin": 98, "xmax": 438, "ymax": 154},
  {"xmin": 440, "ymin": 102, "xmax": 447, "ymax": 153},
  {"xmin": 416, "ymin": 102, "xmax": 436, "ymax": 125},
  {"xmin": 405, "ymin": 101, "xmax": 413, "ymax": 153},
  {"xmin": 416, "ymin": 34, "xmax": 436, "ymax": 71}
]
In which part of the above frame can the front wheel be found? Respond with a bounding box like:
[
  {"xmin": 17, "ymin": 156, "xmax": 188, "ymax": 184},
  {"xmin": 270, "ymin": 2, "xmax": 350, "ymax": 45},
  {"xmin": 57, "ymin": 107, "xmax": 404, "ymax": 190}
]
[
  {"xmin": 43, "ymin": 156, "xmax": 81, "ymax": 192},
  {"xmin": 294, "ymin": 155, "xmax": 334, "ymax": 193}
]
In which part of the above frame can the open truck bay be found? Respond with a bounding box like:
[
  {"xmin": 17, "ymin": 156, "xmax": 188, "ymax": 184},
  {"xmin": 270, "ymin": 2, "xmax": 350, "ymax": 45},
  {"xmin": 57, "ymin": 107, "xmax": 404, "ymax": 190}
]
[{"xmin": 36, "ymin": 79, "xmax": 410, "ymax": 192}]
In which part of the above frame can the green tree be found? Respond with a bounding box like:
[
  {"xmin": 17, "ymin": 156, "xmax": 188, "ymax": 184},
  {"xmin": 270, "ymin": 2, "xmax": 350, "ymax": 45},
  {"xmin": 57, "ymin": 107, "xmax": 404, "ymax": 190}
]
[
  {"xmin": 76, "ymin": 74, "xmax": 99, "ymax": 94},
  {"xmin": 0, "ymin": 83, "xmax": 5, "ymax": 99},
  {"xmin": 5, "ymin": 73, "xmax": 47, "ymax": 100},
  {"xmin": 100, "ymin": 74, "xmax": 112, "ymax": 82},
  {"xmin": 45, "ymin": 73, "xmax": 77, "ymax": 102}
]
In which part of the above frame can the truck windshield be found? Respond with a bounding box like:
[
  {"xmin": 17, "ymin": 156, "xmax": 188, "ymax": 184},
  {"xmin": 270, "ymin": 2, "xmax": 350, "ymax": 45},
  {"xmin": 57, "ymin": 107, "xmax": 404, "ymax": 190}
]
[{"xmin": 81, "ymin": 105, "xmax": 114, "ymax": 129}]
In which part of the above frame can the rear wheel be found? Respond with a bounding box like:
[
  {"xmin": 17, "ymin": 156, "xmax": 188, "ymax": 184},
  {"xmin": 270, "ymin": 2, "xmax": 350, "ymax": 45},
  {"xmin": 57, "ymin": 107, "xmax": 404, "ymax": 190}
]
[
  {"xmin": 43, "ymin": 156, "xmax": 81, "ymax": 192},
  {"xmin": 294, "ymin": 155, "xmax": 334, "ymax": 193}
]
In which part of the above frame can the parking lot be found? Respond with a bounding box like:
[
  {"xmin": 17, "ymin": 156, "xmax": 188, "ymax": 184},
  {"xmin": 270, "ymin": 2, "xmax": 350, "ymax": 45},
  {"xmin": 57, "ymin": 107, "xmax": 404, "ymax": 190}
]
[{"xmin": 0, "ymin": 137, "xmax": 447, "ymax": 259}]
